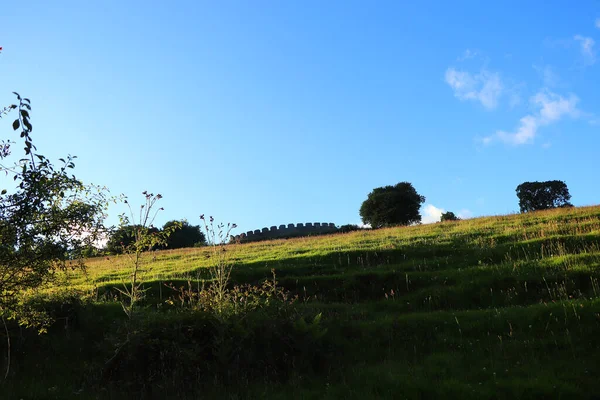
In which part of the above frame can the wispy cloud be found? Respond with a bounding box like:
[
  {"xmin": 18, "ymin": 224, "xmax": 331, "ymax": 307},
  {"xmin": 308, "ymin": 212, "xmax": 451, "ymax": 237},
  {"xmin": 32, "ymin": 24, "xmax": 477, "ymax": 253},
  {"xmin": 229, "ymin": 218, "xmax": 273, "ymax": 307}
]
[
  {"xmin": 458, "ymin": 49, "xmax": 478, "ymax": 61},
  {"xmin": 445, "ymin": 68, "xmax": 503, "ymax": 109},
  {"xmin": 421, "ymin": 204, "xmax": 444, "ymax": 224},
  {"xmin": 596, "ymin": 18, "xmax": 600, "ymax": 29},
  {"xmin": 533, "ymin": 91, "xmax": 580, "ymax": 122},
  {"xmin": 574, "ymin": 35, "xmax": 596, "ymax": 65},
  {"xmin": 483, "ymin": 90, "xmax": 580, "ymax": 145}
]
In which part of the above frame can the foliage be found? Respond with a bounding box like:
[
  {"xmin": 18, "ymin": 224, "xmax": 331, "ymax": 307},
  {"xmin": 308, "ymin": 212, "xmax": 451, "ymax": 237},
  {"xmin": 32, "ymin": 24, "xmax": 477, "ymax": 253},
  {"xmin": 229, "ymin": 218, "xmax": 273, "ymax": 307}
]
[
  {"xmin": 338, "ymin": 224, "xmax": 364, "ymax": 233},
  {"xmin": 166, "ymin": 269, "xmax": 297, "ymax": 316},
  {"xmin": 106, "ymin": 220, "xmax": 204, "ymax": 254},
  {"xmin": 199, "ymin": 215, "xmax": 237, "ymax": 316},
  {"xmin": 78, "ymin": 244, "xmax": 102, "ymax": 258},
  {"xmin": 359, "ymin": 182, "xmax": 425, "ymax": 228},
  {"xmin": 0, "ymin": 93, "xmax": 108, "ymax": 329},
  {"xmin": 162, "ymin": 220, "xmax": 206, "ymax": 249},
  {"xmin": 114, "ymin": 192, "xmax": 178, "ymax": 320},
  {"xmin": 101, "ymin": 305, "xmax": 330, "ymax": 392},
  {"xmin": 4, "ymin": 206, "xmax": 600, "ymax": 397},
  {"xmin": 440, "ymin": 211, "xmax": 460, "ymax": 222},
  {"xmin": 516, "ymin": 180, "xmax": 573, "ymax": 213},
  {"xmin": 105, "ymin": 224, "xmax": 160, "ymax": 255}
]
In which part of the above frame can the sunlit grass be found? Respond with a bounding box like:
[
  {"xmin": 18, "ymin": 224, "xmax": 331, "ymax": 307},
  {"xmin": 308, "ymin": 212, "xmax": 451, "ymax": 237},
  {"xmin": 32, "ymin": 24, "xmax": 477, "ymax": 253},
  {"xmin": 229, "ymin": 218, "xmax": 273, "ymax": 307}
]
[
  {"xmin": 56, "ymin": 205, "xmax": 600, "ymax": 293},
  {"xmin": 7, "ymin": 205, "xmax": 600, "ymax": 399}
]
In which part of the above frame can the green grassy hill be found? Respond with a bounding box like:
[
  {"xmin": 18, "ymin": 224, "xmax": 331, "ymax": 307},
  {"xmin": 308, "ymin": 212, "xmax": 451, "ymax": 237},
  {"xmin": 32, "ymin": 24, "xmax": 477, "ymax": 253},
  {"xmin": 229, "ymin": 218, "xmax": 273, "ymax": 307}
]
[{"xmin": 5, "ymin": 205, "xmax": 600, "ymax": 399}]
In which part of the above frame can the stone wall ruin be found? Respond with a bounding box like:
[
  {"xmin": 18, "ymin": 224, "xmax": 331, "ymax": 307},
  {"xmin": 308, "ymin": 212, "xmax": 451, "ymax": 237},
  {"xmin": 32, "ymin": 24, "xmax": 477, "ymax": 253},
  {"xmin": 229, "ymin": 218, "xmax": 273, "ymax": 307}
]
[{"xmin": 232, "ymin": 222, "xmax": 338, "ymax": 243}]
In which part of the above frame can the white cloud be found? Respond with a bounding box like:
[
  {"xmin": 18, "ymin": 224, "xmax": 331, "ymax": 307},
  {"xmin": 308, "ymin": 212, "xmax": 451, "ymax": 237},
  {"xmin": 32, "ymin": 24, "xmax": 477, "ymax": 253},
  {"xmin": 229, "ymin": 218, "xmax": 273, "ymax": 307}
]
[
  {"xmin": 484, "ymin": 90, "xmax": 580, "ymax": 145},
  {"xmin": 421, "ymin": 204, "xmax": 444, "ymax": 224},
  {"xmin": 532, "ymin": 91, "xmax": 580, "ymax": 122},
  {"xmin": 445, "ymin": 68, "xmax": 503, "ymax": 109},
  {"xmin": 495, "ymin": 115, "xmax": 538, "ymax": 145},
  {"xmin": 596, "ymin": 18, "xmax": 600, "ymax": 29},
  {"xmin": 574, "ymin": 35, "xmax": 596, "ymax": 65}
]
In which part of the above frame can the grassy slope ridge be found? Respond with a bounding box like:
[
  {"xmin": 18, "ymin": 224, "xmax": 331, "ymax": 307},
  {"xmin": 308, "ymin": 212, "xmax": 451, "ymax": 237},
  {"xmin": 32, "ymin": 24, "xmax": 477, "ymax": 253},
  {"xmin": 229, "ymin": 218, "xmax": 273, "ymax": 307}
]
[{"xmin": 7, "ymin": 205, "xmax": 600, "ymax": 399}]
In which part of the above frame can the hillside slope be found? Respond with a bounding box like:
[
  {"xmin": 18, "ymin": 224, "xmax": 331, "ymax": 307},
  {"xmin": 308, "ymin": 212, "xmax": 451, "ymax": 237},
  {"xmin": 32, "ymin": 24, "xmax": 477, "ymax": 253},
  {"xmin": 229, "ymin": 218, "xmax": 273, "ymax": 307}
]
[{"xmin": 7, "ymin": 205, "xmax": 600, "ymax": 399}]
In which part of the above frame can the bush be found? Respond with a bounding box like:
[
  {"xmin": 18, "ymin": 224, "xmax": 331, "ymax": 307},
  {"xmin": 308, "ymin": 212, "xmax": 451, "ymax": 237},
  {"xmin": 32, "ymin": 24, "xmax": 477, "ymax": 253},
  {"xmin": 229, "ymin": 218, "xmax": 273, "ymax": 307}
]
[
  {"xmin": 441, "ymin": 211, "xmax": 460, "ymax": 222},
  {"xmin": 101, "ymin": 307, "xmax": 331, "ymax": 392},
  {"xmin": 338, "ymin": 224, "xmax": 363, "ymax": 233}
]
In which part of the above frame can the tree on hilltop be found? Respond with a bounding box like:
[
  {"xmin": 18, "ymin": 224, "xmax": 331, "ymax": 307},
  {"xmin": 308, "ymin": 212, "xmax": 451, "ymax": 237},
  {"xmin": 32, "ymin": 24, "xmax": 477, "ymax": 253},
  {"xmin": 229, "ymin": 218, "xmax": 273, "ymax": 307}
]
[
  {"xmin": 516, "ymin": 180, "xmax": 573, "ymax": 213},
  {"xmin": 162, "ymin": 220, "xmax": 206, "ymax": 249},
  {"xmin": 359, "ymin": 182, "xmax": 425, "ymax": 228},
  {"xmin": 106, "ymin": 224, "xmax": 160, "ymax": 254}
]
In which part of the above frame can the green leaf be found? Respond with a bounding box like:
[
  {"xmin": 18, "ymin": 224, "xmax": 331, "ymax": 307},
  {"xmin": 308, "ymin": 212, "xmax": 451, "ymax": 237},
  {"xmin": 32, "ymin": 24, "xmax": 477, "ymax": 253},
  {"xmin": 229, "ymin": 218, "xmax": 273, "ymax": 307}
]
[
  {"xmin": 12, "ymin": 119, "xmax": 20, "ymax": 130},
  {"xmin": 1, "ymin": 189, "xmax": 6, "ymax": 195}
]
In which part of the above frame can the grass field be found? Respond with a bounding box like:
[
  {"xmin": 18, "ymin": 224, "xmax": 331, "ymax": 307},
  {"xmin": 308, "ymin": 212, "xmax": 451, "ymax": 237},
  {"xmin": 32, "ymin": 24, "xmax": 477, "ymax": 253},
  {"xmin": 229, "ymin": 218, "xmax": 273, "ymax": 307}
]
[{"xmin": 4, "ymin": 205, "xmax": 600, "ymax": 399}]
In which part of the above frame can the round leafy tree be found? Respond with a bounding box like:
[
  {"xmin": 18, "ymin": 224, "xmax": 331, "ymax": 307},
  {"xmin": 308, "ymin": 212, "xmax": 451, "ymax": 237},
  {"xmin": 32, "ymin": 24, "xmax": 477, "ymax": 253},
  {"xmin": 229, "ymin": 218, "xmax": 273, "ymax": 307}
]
[
  {"xmin": 516, "ymin": 180, "xmax": 573, "ymax": 213},
  {"xmin": 106, "ymin": 225, "xmax": 159, "ymax": 254},
  {"xmin": 162, "ymin": 220, "xmax": 206, "ymax": 249},
  {"xmin": 359, "ymin": 182, "xmax": 425, "ymax": 228}
]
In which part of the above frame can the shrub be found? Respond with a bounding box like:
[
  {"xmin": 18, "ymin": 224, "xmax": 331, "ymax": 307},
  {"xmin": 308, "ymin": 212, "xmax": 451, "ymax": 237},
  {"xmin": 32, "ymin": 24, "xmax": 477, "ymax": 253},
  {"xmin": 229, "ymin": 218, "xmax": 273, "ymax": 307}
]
[{"xmin": 441, "ymin": 211, "xmax": 460, "ymax": 222}]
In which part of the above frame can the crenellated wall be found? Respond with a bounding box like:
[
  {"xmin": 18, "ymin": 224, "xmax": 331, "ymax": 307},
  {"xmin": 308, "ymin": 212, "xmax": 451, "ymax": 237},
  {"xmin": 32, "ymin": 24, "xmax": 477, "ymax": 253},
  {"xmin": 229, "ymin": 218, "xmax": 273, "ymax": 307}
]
[{"xmin": 232, "ymin": 222, "xmax": 338, "ymax": 243}]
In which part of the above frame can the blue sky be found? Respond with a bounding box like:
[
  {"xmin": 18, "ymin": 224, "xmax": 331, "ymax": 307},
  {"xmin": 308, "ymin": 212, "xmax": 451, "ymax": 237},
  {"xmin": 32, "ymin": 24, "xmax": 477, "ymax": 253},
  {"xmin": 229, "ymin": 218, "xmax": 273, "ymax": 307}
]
[{"xmin": 1, "ymin": 1, "xmax": 599, "ymax": 234}]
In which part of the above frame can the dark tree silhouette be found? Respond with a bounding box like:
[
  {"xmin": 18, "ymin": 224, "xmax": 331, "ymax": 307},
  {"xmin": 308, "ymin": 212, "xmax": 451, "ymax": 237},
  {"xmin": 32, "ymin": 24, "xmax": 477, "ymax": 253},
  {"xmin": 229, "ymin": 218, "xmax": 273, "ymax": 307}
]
[
  {"xmin": 441, "ymin": 211, "xmax": 460, "ymax": 222},
  {"xmin": 162, "ymin": 220, "xmax": 206, "ymax": 249},
  {"xmin": 106, "ymin": 225, "xmax": 160, "ymax": 254},
  {"xmin": 516, "ymin": 180, "xmax": 573, "ymax": 213}
]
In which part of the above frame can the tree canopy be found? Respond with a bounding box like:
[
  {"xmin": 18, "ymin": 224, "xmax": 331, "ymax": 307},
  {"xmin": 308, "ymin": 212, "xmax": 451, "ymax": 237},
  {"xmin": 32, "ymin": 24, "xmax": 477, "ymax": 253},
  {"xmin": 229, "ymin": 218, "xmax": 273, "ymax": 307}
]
[
  {"xmin": 359, "ymin": 182, "xmax": 425, "ymax": 228},
  {"xmin": 105, "ymin": 220, "xmax": 205, "ymax": 254},
  {"xmin": 105, "ymin": 225, "xmax": 160, "ymax": 254},
  {"xmin": 1, "ymin": 93, "xmax": 108, "ymax": 328},
  {"xmin": 516, "ymin": 180, "xmax": 573, "ymax": 213},
  {"xmin": 162, "ymin": 220, "xmax": 206, "ymax": 249}
]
